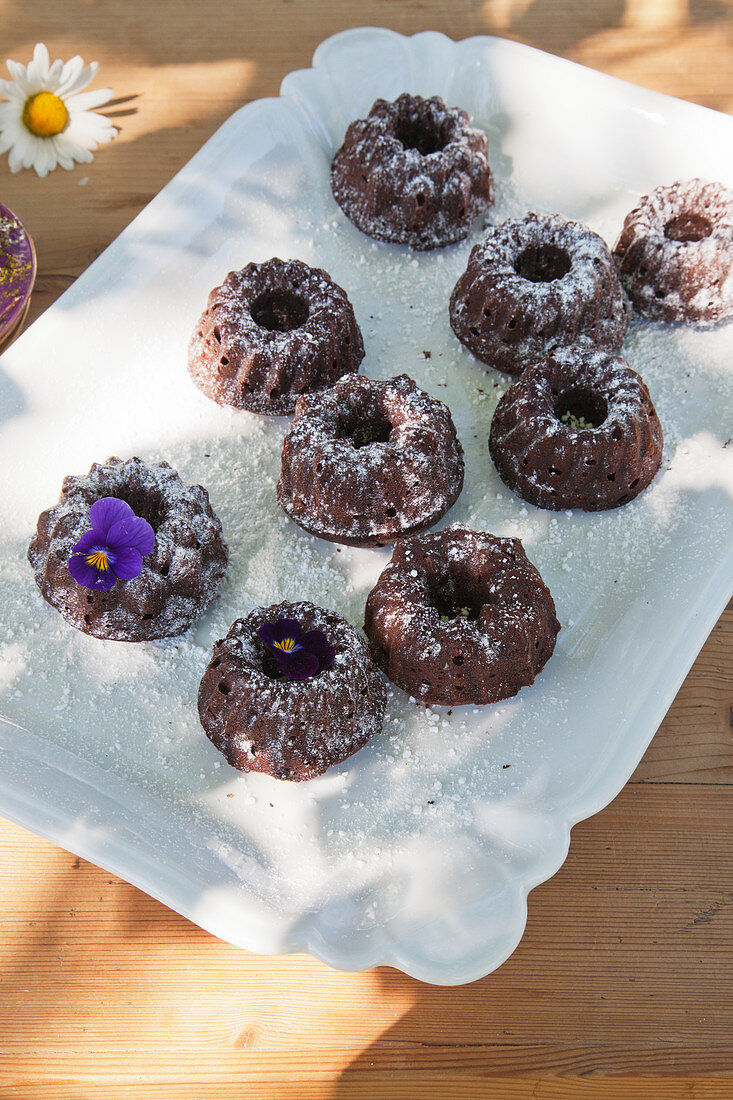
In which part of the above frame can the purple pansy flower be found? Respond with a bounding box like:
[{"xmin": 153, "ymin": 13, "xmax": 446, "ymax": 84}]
[
  {"xmin": 257, "ymin": 617, "xmax": 336, "ymax": 681},
  {"xmin": 67, "ymin": 497, "xmax": 155, "ymax": 591}
]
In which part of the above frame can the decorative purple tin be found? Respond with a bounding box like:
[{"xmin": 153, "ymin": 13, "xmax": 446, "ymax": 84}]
[{"xmin": 0, "ymin": 203, "xmax": 36, "ymax": 351}]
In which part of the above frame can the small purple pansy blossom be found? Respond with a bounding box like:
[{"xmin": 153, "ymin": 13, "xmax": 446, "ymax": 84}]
[
  {"xmin": 257, "ymin": 617, "xmax": 336, "ymax": 681},
  {"xmin": 67, "ymin": 497, "xmax": 155, "ymax": 591}
]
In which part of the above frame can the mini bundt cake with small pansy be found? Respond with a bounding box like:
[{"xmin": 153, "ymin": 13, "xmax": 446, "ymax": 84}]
[
  {"xmin": 331, "ymin": 93, "xmax": 493, "ymax": 250},
  {"xmin": 449, "ymin": 212, "xmax": 628, "ymax": 375},
  {"xmin": 198, "ymin": 601, "xmax": 386, "ymax": 781},
  {"xmin": 28, "ymin": 456, "xmax": 227, "ymax": 640},
  {"xmin": 488, "ymin": 345, "xmax": 663, "ymax": 511},
  {"xmin": 276, "ymin": 373, "xmax": 464, "ymax": 547},
  {"xmin": 613, "ymin": 179, "xmax": 733, "ymax": 326},
  {"xmin": 188, "ymin": 257, "xmax": 364, "ymax": 415},
  {"xmin": 364, "ymin": 524, "xmax": 559, "ymax": 707}
]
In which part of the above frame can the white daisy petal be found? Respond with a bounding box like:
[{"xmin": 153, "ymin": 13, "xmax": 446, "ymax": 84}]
[
  {"xmin": 0, "ymin": 88, "xmax": 23, "ymax": 103},
  {"xmin": 57, "ymin": 130, "xmax": 95, "ymax": 164},
  {"xmin": 28, "ymin": 142, "xmax": 45, "ymax": 175},
  {"xmin": 5, "ymin": 59, "xmax": 27, "ymax": 82},
  {"xmin": 67, "ymin": 111, "xmax": 117, "ymax": 146},
  {"xmin": 66, "ymin": 87, "xmax": 113, "ymax": 112},
  {"xmin": 31, "ymin": 151, "xmax": 50, "ymax": 177},
  {"xmin": 0, "ymin": 100, "xmax": 21, "ymax": 122},
  {"xmin": 0, "ymin": 76, "xmax": 24, "ymax": 100},
  {"xmin": 61, "ymin": 60, "xmax": 99, "ymax": 98},
  {"xmin": 23, "ymin": 69, "xmax": 48, "ymax": 96},
  {"xmin": 7, "ymin": 128, "xmax": 34, "ymax": 171},
  {"xmin": 47, "ymin": 58, "xmax": 64, "ymax": 86},
  {"xmin": 55, "ymin": 55, "xmax": 84, "ymax": 96},
  {"xmin": 0, "ymin": 114, "xmax": 24, "ymax": 138},
  {"xmin": 51, "ymin": 135, "xmax": 75, "ymax": 169},
  {"xmin": 5, "ymin": 61, "xmax": 32, "ymax": 95},
  {"xmin": 62, "ymin": 129, "xmax": 96, "ymax": 156},
  {"xmin": 0, "ymin": 122, "xmax": 22, "ymax": 153},
  {"xmin": 22, "ymin": 136, "xmax": 39, "ymax": 170},
  {"xmin": 32, "ymin": 43, "xmax": 51, "ymax": 80},
  {"xmin": 38, "ymin": 139, "xmax": 59, "ymax": 176},
  {"xmin": 1, "ymin": 43, "xmax": 114, "ymax": 175},
  {"xmin": 26, "ymin": 44, "xmax": 51, "ymax": 92}
]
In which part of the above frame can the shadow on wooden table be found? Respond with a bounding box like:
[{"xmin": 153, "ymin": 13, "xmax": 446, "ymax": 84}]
[{"xmin": 330, "ymin": 783, "xmax": 733, "ymax": 1092}]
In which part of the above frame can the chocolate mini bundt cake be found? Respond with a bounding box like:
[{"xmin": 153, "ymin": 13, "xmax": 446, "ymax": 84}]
[
  {"xmin": 28, "ymin": 456, "xmax": 228, "ymax": 641},
  {"xmin": 364, "ymin": 525, "xmax": 559, "ymax": 707},
  {"xmin": 613, "ymin": 179, "xmax": 733, "ymax": 325},
  {"xmin": 198, "ymin": 601, "xmax": 386, "ymax": 781},
  {"xmin": 449, "ymin": 212, "xmax": 628, "ymax": 375},
  {"xmin": 188, "ymin": 257, "xmax": 364, "ymax": 415},
  {"xmin": 331, "ymin": 93, "xmax": 493, "ymax": 250},
  {"xmin": 276, "ymin": 373, "xmax": 464, "ymax": 547},
  {"xmin": 489, "ymin": 345, "xmax": 663, "ymax": 511}
]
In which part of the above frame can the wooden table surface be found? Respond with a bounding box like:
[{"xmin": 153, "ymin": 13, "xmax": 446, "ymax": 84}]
[{"xmin": 1, "ymin": 2, "xmax": 732, "ymax": 1097}]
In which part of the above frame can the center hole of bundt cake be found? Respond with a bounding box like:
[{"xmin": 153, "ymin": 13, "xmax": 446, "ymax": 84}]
[
  {"xmin": 337, "ymin": 407, "xmax": 393, "ymax": 449},
  {"xmin": 394, "ymin": 113, "xmax": 447, "ymax": 156},
  {"xmin": 430, "ymin": 575, "xmax": 485, "ymax": 623},
  {"xmin": 555, "ymin": 386, "xmax": 608, "ymax": 430},
  {"xmin": 515, "ymin": 244, "xmax": 572, "ymax": 283},
  {"xmin": 663, "ymin": 211, "xmax": 713, "ymax": 243},
  {"xmin": 250, "ymin": 289, "xmax": 309, "ymax": 332}
]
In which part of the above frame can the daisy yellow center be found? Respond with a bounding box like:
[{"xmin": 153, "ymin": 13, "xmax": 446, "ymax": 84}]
[
  {"xmin": 22, "ymin": 92, "xmax": 69, "ymax": 137},
  {"xmin": 274, "ymin": 638, "xmax": 296, "ymax": 652},
  {"xmin": 86, "ymin": 550, "xmax": 109, "ymax": 571}
]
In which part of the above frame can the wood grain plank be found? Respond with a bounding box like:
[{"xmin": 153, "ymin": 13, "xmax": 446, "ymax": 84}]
[
  {"xmin": 1, "ymin": 1078, "xmax": 731, "ymax": 1100},
  {"xmin": 1, "ymin": 0, "xmax": 732, "ymax": 1094},
  {"xmin": 1, "ymin": 786, "xmax": 731, "ymax": 1083},
  {"xmin": 631, "ymin": 607, "xmax": 733, "ymax": 784}
]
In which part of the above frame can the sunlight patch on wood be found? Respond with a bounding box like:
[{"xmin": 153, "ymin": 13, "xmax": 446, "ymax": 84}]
[
  {"xmin": 100, "ymin": 59, "xmax": 257, "ymax": 142},
  {"xmin": 480, "ymin": 0, "xmax": 535, "ymax": 32}
]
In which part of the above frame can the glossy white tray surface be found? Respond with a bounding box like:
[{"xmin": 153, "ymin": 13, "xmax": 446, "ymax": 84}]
[{"xmin": 0, "ymin": 28, "xmax": 731, "ymax": 984}]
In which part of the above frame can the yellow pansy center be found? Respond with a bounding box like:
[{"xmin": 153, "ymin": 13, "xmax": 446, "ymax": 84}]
[
  {"xmin": 274, "ymin": 637, "xmax": 296, "ymax": 652},
  {"xmin": 22, "ymin": 92, "xmax": 69, "ymax": 138},
  {"xmin": 86, "ymin": 550, "xmax": 109, "ymax": 572}
]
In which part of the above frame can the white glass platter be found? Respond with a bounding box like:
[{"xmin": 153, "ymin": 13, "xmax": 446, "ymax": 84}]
[{"xmin": 0, "ymin": 28, "xmax": 731, "ymax": 985}]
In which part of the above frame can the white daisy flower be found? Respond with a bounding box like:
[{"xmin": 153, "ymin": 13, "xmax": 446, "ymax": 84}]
[{"xmin": 0, "ymin": 42, "xmax": 117, "ymax": 177}]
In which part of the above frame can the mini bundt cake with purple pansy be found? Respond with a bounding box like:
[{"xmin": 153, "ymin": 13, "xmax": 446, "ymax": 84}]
[
  {"xmin": 198, "ymin": 601, "xmax": 386, "ymax": 781},
  {"xmin": 28, "ymin": 456, "xmax": 228, "ymax": 640}
]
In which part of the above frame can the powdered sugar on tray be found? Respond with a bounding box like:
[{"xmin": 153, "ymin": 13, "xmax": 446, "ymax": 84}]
[{"xmin": 0, "ymin": 30, "xmax": 732, "ymax": 977}]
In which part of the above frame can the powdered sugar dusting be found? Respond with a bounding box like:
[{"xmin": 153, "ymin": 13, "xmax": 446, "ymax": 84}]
[
  {"xmin": 613, "ymin": 178, "xmax": 733, "ymax": 325},
  {"xmin": 28, "ymin": 457, "xmax": 228, "ymax": 641},
  {"xmin": 365, "ymin": 523, "xmax": 559, "ymax": 705},
  {"xmin": 449, "ymin": 212, "xmax": 628, "ymax": 374},
  {"xmin": 331, "ymin": 94, "xmax": 493, "ymax": 250},
  {"xmin": 489, "ymin": 345, "xmax": 663, "ymax": 511},
  {"xmin": 188, "ymin": 257, "xmax": 364, "ymax": 415},
  {"xmin": 0, "ymin": 32, "xmax": 731, "ymax": 977},
  {"xmin": 200, "ymin": 600, "xmax": 386, "ymax": 781},
  {"xmin": 277, "ymin": 372, "xmax": 464, "ymax": 545}
]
